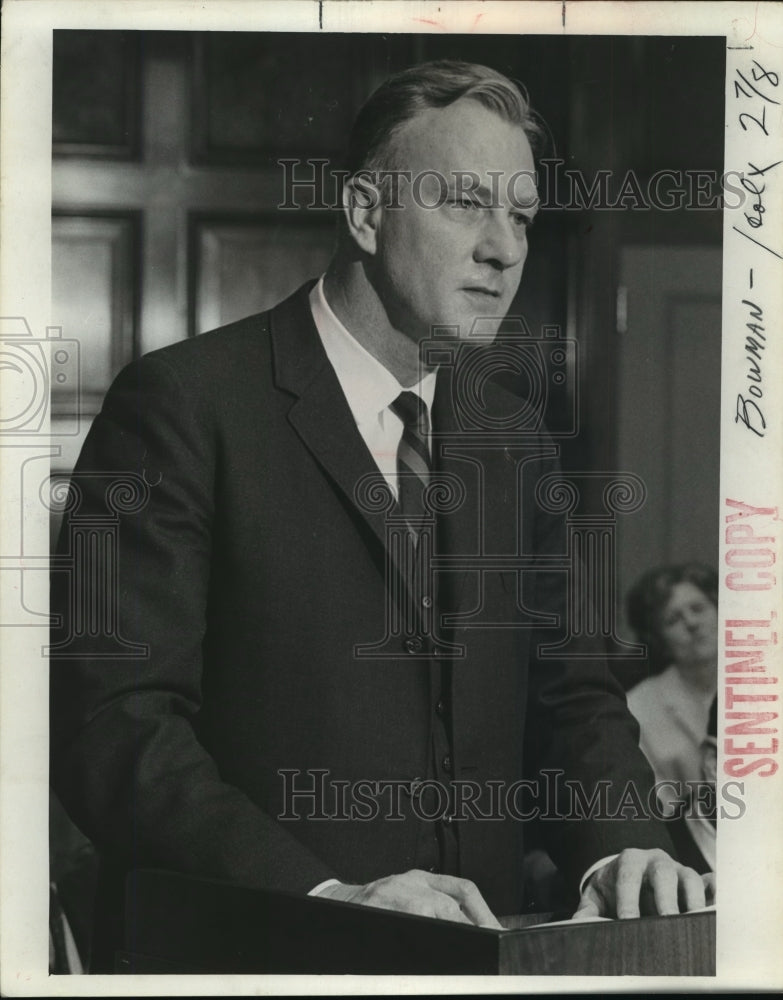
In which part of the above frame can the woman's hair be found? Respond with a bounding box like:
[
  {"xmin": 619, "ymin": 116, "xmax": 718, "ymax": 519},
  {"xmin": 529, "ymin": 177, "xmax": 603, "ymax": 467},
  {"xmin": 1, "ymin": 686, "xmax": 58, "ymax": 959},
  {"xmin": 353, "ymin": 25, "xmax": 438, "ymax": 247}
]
[
  {"xmin": 343, "ymin": 59, "xmax": 548, "ymax": 177},
  {"xmin": 626, "ymin": 563, "xmax": 719, "ymax": 672}
]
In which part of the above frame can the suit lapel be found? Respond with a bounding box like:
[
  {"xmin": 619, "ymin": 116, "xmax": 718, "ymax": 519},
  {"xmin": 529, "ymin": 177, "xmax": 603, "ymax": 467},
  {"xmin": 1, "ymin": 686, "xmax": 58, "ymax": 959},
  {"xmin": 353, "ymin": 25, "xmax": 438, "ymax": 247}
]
[
  {"xmin": 269, "ymin": 287, "xmax": 503, "ymax": 629},
  {"xmin": 269, "ymin": 284, "xmax": 392, "ymax": 556}
]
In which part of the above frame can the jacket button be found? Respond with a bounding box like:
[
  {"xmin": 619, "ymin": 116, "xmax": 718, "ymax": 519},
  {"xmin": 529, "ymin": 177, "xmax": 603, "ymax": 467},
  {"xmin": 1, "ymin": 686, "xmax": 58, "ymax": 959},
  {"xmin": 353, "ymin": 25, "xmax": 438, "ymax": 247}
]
[
  {"xmin": 442, "ymin": 754, "xmax": 452, "ymax": 773},
  {"xmin": 422, "ymin": 595, "xmax": 432, "ymax": 608},
  {"xmin": 404, "ymin": 636, "xmax": 423, "ymax": 654},
  {"xmin": 435, "ymin": 699, "xmax": 446, "ymax": 716}
]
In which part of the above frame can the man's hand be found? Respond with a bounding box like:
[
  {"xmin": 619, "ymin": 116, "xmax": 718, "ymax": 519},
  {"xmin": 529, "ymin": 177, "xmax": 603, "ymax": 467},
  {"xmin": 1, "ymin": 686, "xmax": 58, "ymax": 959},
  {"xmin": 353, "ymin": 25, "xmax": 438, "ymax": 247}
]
[
  {"xmin": 573, "ymin": 848, "xmax": 716, "ymax": 920},
  {"xmin": 318, "ymin": 869, "xmax": 502, "ymax": 928}
]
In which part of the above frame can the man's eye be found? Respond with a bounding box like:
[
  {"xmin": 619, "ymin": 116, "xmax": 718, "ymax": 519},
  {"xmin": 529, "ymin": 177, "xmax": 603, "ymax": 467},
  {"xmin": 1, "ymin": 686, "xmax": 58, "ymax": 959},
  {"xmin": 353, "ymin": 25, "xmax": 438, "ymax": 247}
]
[
  {"xmin": 446, "ymin": 194, "xmax": 482, "ymax": 212},
  {"xmin": 512, "ymin": 213, "xmax": 534, "ymax": 229}
]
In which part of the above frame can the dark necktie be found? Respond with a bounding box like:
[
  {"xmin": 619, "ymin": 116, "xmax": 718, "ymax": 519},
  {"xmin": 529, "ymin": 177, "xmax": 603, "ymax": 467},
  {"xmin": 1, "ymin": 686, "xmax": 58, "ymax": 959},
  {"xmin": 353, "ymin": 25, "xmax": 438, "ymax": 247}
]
[{"xmin": 390, "ymin": 390, "xmax": 432, "ymax": 536}]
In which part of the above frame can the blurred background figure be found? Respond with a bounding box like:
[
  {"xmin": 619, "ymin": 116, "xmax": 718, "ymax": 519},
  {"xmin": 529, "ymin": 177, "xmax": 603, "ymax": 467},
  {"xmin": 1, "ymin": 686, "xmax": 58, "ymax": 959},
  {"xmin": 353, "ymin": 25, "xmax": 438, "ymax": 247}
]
[{"xmin": 626, "ymin": 564, "xmax": 718, "ymax": 873}]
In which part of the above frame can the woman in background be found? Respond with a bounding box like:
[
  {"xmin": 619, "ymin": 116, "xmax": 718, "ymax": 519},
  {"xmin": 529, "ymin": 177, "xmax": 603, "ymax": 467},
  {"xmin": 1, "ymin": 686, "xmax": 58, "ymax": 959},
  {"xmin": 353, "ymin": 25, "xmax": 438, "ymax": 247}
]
[{"xmin": 626, "ymin": 563, "xmax": 718, "ymax": 872}]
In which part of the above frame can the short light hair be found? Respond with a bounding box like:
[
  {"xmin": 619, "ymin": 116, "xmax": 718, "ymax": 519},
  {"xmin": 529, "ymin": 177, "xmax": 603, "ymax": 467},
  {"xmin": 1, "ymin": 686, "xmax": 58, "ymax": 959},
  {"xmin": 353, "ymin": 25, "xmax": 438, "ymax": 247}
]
[{"xmin": 344, "ymin": 59, "xmax": 547, "ymax": 177}]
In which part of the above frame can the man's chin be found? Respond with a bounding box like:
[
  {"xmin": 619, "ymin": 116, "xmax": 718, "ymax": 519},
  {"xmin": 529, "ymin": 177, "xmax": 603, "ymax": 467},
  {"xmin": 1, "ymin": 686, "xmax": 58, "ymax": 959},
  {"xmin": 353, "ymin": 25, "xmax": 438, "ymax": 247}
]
[
  {"xmin": 414, "ymin": 313, "xmax": 504, "ymax": 349},
  {"xmin": 456, "ymin": 315, "xmax": 503, "ymax": 342}
]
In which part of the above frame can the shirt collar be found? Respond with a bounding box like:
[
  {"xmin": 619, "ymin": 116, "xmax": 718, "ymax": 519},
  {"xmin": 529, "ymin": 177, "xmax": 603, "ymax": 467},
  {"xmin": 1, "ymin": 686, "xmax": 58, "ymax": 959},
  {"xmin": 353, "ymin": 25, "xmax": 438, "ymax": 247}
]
[{"xmin": 309, "ymin": 276, "xmax": 437, "ymax": 428}]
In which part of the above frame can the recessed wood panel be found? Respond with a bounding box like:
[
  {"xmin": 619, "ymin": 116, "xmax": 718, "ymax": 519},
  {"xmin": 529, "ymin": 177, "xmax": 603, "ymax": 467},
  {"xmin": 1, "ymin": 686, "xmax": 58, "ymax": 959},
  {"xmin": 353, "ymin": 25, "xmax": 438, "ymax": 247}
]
[
  {"xmin": 615, "ymin": 244, "xmax": 722, "ymax": 675},
  {"xmin": 51, "ymin": 213, "xmax": 140, "ymax": 415},
  {"xmin": 669, "ymin": 296, "xmax": 722, "ymax": 556},
  {"xmin": 190, "ymin": 215, "xmax": 335, "ymax": 335},
  {"xmin": 52, "ymin": 30, "xmax": 141, "ymax": 159},
  {"xmin": 189, "ymin": 32, "xmax": 395, "ymax": 165}
]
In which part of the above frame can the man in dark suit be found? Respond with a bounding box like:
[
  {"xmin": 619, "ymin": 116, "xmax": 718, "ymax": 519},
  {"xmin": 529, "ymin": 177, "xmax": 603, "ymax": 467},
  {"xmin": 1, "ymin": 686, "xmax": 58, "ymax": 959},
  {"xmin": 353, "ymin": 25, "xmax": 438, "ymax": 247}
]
[{"xmin": 50, "ymin": 61, "xmax": 712, "ymax": 951}]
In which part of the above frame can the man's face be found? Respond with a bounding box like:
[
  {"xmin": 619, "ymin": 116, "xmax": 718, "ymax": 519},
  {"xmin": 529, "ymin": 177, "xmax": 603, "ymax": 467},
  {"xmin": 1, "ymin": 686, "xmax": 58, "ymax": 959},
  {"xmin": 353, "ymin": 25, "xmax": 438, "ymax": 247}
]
[{"xmin": 370, "ymin": 96, "xmax": 538, "ymax": 346}]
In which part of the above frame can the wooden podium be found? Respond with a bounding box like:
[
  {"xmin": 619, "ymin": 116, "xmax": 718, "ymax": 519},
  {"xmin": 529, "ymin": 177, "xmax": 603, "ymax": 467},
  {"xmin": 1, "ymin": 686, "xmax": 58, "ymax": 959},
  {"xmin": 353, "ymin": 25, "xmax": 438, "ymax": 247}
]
[{"xmin": 116, "ymin": 869, "xmax": 715, "ymax": 976}]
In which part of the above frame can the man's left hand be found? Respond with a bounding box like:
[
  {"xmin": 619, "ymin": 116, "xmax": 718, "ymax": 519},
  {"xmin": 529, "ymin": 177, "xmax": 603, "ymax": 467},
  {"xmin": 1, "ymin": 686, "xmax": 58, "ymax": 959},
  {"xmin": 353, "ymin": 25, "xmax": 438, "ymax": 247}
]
[{"xmin": 573, "ymin": 848, "xmax": 716, "ymax": 920}]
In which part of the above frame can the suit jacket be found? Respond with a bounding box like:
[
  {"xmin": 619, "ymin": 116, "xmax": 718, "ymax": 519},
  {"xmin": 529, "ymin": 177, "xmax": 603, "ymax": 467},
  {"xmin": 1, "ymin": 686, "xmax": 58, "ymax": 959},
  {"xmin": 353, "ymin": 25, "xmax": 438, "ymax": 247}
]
[{"xmin": 50, "ymin": 283, "xmax": 670, "ymax": 926}]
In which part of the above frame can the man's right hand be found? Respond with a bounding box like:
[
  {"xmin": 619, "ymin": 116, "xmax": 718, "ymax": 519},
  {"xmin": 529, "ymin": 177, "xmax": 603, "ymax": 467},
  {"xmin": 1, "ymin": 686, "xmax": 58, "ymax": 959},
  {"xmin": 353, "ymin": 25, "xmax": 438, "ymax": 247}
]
[{"xmin": 317, "ymin": 869, "xmax": 502, "ymax": 928}]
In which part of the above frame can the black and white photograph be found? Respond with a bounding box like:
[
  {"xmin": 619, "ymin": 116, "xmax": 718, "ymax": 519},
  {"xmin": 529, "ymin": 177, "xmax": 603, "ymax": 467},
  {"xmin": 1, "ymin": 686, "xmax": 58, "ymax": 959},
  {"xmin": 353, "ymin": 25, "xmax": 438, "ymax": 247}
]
[{"xmin": 0, "ymin": 1, "xmax": 781, "ymax": 993}]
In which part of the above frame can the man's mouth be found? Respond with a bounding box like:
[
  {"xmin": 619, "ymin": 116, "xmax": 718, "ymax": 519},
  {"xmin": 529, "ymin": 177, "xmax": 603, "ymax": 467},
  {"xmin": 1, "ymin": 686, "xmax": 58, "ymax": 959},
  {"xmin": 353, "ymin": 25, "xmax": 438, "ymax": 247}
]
[{"xmin": 462, "ymin": 286, "xmax": 502, "ymax": 298}]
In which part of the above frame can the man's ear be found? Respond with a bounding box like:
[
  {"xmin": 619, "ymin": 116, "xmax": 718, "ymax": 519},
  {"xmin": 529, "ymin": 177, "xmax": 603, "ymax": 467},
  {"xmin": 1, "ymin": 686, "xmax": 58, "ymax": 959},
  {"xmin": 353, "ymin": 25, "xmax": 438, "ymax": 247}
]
[{"xmin": 342, "ymin": 173, "xmax": 383, "ymax": 255}]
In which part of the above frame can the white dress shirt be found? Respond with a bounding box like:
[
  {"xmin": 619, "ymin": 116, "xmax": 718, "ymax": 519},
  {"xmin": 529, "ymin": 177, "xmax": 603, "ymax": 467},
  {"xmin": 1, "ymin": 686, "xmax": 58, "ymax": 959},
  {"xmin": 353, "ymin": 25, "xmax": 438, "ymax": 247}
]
[{"xmin": 309, "ymin": 277, "xmax": 437, "ymax": 498}]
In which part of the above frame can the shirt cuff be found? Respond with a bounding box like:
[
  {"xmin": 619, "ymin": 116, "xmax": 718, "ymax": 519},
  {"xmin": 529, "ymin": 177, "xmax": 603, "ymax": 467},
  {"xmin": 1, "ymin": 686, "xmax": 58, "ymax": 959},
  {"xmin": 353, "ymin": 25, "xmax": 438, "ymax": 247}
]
[
  {"xmin": 579, "ymin": 855, "xmax": 619, "ymax": 894},
  {"xmin": 308, "ymin": 878, "xmax": 342, "ymax": 897}
]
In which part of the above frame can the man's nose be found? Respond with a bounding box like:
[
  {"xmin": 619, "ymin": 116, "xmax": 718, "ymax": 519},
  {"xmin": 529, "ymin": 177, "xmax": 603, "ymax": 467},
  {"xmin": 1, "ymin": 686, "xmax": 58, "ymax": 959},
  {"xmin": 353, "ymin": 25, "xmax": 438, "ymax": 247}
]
[{"xmin": 473, "ymin": 212, "xmax": 525, "ymax": 270}]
